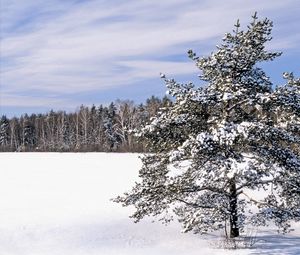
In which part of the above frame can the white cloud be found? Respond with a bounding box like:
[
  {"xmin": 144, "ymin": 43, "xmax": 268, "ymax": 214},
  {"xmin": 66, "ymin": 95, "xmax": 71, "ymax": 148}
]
[
  {"xmin": 1, "ymin": 0, "xmax": 299, "ymax": 110},
  {"xmin": 0, "ymin": 93, "xmax": 76, "ymax": 109}
]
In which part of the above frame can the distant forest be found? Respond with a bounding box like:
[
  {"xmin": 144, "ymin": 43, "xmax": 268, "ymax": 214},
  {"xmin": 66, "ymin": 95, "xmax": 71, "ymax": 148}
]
[{"xmin": 0, "ymin": 96, "xmax": 172, "ymax": 152}]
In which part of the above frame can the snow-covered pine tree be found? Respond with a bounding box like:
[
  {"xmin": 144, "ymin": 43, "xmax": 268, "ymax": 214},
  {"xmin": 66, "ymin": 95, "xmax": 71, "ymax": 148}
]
[
  {"xmin": 0, "ymin": 115, "xmax": 10, "ymax": 148},
  {"xmin": 114, "ymin": 13, "xmax": 300, "ymax": 238},
  {"xmin": 22, "ymin": 114, "xmax": 36, "ymax": 149},
  {"xmin": 103, "ymin": 103, "xmax": 121, "ymax": 151}
]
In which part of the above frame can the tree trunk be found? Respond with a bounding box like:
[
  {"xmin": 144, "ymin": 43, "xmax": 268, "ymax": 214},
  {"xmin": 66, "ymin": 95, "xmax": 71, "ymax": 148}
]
[{"xmin": 229, "ymin": 178, "xmax": 239, "ymax": 238}]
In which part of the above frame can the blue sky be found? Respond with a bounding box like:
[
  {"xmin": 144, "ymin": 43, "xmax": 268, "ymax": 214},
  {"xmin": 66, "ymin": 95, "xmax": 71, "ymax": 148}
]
[{"xmin": 0, "ymin": 0, "xmax": 299, "ymax": 117}]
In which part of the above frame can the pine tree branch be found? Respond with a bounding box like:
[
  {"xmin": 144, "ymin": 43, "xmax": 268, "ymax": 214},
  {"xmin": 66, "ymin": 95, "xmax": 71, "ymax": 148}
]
[
  {"xmin": 237, "ymin": 179, "xmax": 274, "ymax": 191},
  {"xmin": 175, "ymin": 197, "xmax": 214, "ymax": 209}
]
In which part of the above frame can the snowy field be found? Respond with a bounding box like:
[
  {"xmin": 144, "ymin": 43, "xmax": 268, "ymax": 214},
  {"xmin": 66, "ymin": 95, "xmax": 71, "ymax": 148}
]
[{"xmin": 0, "ymin": 153, "xmax": 299, "ymax": 255}]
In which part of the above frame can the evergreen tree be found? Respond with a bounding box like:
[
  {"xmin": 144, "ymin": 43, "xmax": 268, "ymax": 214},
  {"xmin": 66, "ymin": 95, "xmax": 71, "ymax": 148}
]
[
  {"xmin": 103, "ymin": 103, "xmax": 121, "ymax": 151},
  {"xmin": 22, "ymin": 114, "xmax": 36, "ymax": 149},
  {"xmin": 114, "ymin": 14, "xmax": 300, "ymax": 238},
  {"xmin": 0, "ymin": 115, "xmax": 10, "ymax": 149}
]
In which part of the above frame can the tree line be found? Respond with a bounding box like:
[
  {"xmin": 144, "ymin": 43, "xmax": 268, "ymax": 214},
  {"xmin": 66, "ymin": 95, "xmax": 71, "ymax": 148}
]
[{"xmin": 0, "ymin": 96, "xmax": 172, "ymax": 152}]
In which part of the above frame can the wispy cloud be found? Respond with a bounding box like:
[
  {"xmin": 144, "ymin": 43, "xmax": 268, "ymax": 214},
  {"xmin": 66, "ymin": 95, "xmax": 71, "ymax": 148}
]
[
  {"xmin": 1, "ymin": 0, "xmax": 299, "ymax": 114},
  {"xmin": 0, "ymin": 92, "xmax": 74, "ymax": 108}
]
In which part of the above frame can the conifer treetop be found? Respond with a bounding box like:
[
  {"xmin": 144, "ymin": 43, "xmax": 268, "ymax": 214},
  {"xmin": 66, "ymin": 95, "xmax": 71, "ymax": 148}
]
[{"xmin": 188, "ymin": 12, "xmax": 282, "ymax": 95}]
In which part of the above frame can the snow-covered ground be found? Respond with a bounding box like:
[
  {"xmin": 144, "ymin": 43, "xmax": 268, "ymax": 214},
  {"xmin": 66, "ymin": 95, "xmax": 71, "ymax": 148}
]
[{"xmin": 0, "ymin": 153, "xmax": 299, "ymax": 255}]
